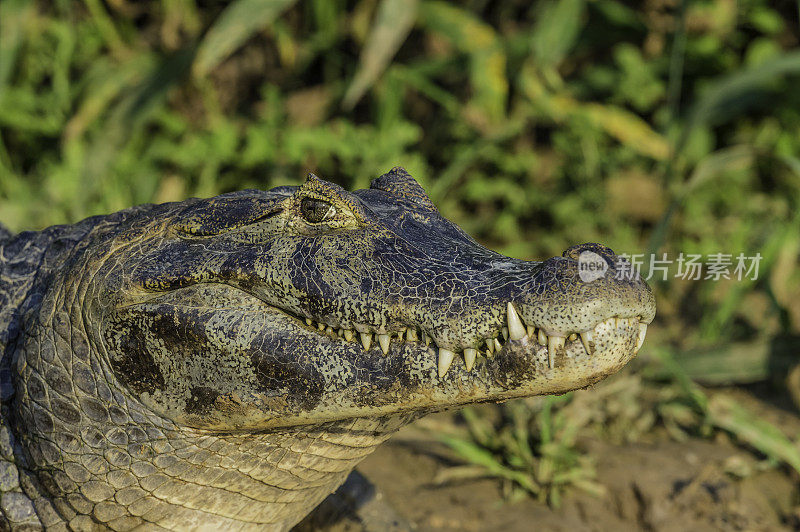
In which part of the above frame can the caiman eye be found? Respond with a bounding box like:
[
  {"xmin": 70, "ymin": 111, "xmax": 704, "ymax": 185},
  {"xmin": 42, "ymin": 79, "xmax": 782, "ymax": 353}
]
[{"xmin": 300, "ymin": 197, "xmax": 337, "ymax": 224}]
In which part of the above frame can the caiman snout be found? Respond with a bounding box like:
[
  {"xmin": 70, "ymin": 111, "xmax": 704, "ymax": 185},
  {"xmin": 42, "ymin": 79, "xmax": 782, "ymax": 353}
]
[{"xmin": 490, "ymin": 241, "xmax": 656, "ymax": 378}]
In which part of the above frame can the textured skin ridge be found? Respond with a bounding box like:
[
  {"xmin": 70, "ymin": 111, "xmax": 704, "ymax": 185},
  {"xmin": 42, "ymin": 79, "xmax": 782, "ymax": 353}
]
[{"xmin": 0, "ymin": 169, "xmax": 654, "ymax": 530}]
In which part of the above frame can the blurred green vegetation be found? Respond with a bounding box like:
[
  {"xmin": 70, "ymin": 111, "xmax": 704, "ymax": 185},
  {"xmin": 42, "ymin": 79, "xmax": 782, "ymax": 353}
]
[{"xmin": 1, "ymin": 0, "xmax": 800, "ymax": 505}]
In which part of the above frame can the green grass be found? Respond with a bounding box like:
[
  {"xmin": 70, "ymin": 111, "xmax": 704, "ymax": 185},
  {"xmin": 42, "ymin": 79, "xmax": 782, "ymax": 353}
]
[{"xmin": 2, "ymin": 0, "xmax": 800, "ymax": 505}]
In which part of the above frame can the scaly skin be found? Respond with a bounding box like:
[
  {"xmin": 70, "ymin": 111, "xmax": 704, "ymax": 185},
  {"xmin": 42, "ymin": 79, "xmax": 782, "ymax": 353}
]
[{"xmin": 0, "ymin": 168, "xmax": 655, "ymax": 530}]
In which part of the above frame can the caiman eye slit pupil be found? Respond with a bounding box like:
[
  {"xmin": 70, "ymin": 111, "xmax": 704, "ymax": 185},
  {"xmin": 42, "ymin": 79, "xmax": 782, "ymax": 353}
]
[{"xmin": 300, "ymin": 198, "xmax": 336, "ymax": 223}]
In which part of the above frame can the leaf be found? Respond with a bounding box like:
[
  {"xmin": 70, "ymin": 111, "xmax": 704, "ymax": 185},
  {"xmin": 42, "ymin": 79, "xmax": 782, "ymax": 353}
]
[
  {"xmin": 63, "ymin": 54, "xmax": 156, "ymax": 141},
  {"xmin": 419, "ymin": 1, "xmax": 508, "ymax": 124},
  {"xmin": 520, "ymin": 65, "xmax": 670, "ymax": 160},
  {"xmin": 582, "ymin": 103, "xmax": 670, "ymax": 160},
  {"xmin": 193, "ymin": 0, "xmax": 298, "ymax": 78},
  {"xmin": 683, "ymin": 145, "xmax": 753, "ymax": 195},
  {"xmin": 652, "ymin": 339, "xmax": 796, "ymax": 385},
  {"xmin": 343, "ymin": 0, "xmax": 418, "ymax": 110},
  {"xmin": 676, "ymin": 50, "xmax": 800, "ymax": 157},
  {"xmin": 440, "ymin": 434, "xmax": 540, "ymax": 493},
  {"xmin": 80, "ymin": 47, "xmax": 196, "ymax": 183},
  {"xmin": 0, "ymin": 0, "xmax": 35, "ymax": 96},
  {"xmin": 708, "ymin": 394, "xmax": 800, "ymax": 475},
  {"xmin": 531, "ymin": 0, "xmax": 586, "ymax": 68}
]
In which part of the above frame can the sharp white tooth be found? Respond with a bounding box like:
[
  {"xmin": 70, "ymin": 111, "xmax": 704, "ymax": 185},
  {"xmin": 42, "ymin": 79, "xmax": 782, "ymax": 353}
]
[
  {"xmin": 527, "ymin": 325, "xmax": 536, "ymax": 337},
  {"xmin": 506, "ymin": 302, "xmax": 526, "ymax": 340},
  {"xmin": 318, "ymin": 322, "xmax": 326, "ymax": 331},
  {"xmin": 406, "ymin": 328, "xmax": 418, "ymax": 342},
  {"xmin": 485, "ymin": 338, "xmax": 494, "ymax": 354},
  {"xmin": 344, "ymin": 329, "xmax": 354, "ymax": 342},
  {"xmin": 360, "ymin": 333, "xmax": 372, "ymax": 351},
  {"xmin": 568, "ymin": 333, "xmax": 577, "ymax": 342},
  {"xmin": 378, "ymin": 334, "xmax": 390, "ymax": 355},
  {"xmin": 634, "ymin": 323, "xmax": 647, "ymax": 354},
  {"xmin": 325, "ymin": 326, "xmax": 334, "ymax": 335},
  {"xmin": 493, "ymin": 338, "xmax": 503, "ymax": 352},
  {"xmin": 305, "ymin": 318, "xmax": 313, "ymax": 326},
  {"xmin": 422, "ymin": 333, "xmax": 431, "ymax": 346},
  {"xmin": 580, "ymin": 331, "xmax": 594, "ymax": 355},
  {"xmin": 502, "ymin": 327, "xmax": 509, "ymax": 340},
  {"xmin": 463, "ymin": 348, "xmax": 477, "ymax": 371},
  {"xmin": 437, "ymin": 348, "xmax": 455, "ymax": 377},
  {"xmin": 547, "ymin": 336, "xmax": 565, "ymax": 369},
  {"xmin": 538, "ymin": 329, "xmax": 547, "ymax": 345}
]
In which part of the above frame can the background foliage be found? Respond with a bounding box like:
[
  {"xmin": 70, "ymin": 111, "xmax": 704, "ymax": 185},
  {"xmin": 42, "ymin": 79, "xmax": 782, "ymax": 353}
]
[{"xmin": 1, "ymin": 0, "xmax": 800, "ymax": 505}]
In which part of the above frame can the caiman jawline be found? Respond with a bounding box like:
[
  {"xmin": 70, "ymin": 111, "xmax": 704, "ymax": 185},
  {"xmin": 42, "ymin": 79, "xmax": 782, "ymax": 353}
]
[
  {"xmin": 286, "ymin": 300, "xmax": 649, "ymax": 378},
  {"xmin": 131, "ymin": 283, "xmax": 649, "ymax": 380}
]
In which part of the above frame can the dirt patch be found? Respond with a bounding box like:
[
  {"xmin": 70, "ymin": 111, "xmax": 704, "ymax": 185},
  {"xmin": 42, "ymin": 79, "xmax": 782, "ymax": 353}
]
[{"xmin": 348, "ymin": 417, "xmax": 799, "ymax": 531}]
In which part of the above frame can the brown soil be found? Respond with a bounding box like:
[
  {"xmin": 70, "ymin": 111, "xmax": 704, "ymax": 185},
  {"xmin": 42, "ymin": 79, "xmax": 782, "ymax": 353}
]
[{"xmin": 346, "ymin": 413, "xmax": 799, "ymax": 532}]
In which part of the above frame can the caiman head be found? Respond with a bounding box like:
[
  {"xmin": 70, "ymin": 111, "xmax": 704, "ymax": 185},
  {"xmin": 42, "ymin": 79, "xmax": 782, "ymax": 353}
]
[
  {"xmin": 10, "ymin": 167, "xmax": 656, "ymax": 529},
  {"xmin": 87, "ymin": 167, "xmax": 655, "ymax": 431}
]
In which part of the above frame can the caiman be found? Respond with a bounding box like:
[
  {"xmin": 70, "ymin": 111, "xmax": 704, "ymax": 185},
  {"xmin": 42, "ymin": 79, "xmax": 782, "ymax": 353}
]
[{"xmin": 0, "ymin": 168, "xmax": 655, "ymax": 530}]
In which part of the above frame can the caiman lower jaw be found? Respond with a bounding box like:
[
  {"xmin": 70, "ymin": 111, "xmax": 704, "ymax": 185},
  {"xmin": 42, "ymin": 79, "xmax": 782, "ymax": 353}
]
[{"xmin": 295, "ymin": 302, "xmax": 649, "ymax": 378}]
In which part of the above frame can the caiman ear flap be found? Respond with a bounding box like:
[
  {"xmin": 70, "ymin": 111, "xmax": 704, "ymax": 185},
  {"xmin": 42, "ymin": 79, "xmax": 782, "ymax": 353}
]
[
  {"xmin": 176, "ymin": 192, "xmax": 284, "ymax": 236},
  {"xmin": 370, "ymin": 167, "xmax": 438, "ymax": 211}
]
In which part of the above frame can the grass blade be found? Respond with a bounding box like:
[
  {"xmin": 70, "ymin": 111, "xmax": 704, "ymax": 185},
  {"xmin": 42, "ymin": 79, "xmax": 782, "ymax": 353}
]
[
  {"xmin": 708, "ymin": 394, "xmax": 800, "ymax": 475},
  {"xmin": 440, "ymin": 434, "xmax": 540, "ymax": 493},
  {"xmin": 419, "ymin": 1, "xmax": 508, "ymax": 124},
  {"xmin": 343, "ymin": 0, "xmax": 419, "ymax": 110},
  {"xmin": 193, "ymin": 0, "xmax": 298, "ymax": 78},
  {"xmin": 0, "ymin": 0, "xmax": 34, "ymax": 96},
  {"xmin": 676, "ymin": 50, "xmax": 800, "ymax": 158}
]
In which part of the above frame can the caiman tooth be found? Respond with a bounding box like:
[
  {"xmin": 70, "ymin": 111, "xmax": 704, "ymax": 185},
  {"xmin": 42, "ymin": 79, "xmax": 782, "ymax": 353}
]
[
  {"xmin": 305, "ymin": 318, "xmax": 313, "ymax": 326},
  {"xmin": 506, "ymin": 302, "xmax": 526, "ymax": 341},
  {"xmin": 568, "ymin": 333, "xmax": 577, "ymax": 342},
  {"xmin": 325, "ymin": 326, "xmax": 334, "ymax": 335},
  {"xmin": 538, "ymin": 329, "xmax": 547, "ymax": 345},
  {"xmin": 634, "ymin": 323, "xmax": 647, "ymax": 354},
  {"xmin": 318, "ymin": 322, "xmax": 326, "ymax": 331},
  {"xmin": 463, "ymin": 348, "xmax": 477, "ymax": 371},
  {"xmin": 422, "ymin": 333, "xmax": 431, "ymax": 346},
  {"xmin": 502, "ymin": 327, "xmax": 509, "ymax": 341},
  {"xmin": 360, "ymin": 332, "xmax": 372, "ymax": 351},
  {"xmin": 580, "ymin": 331, "xmax": 594, "ymax": 355},
  {"xmin": 437, "ymin": 348, "xmax": 455, "ymax": 377},
  {"xmin": 378, "ymin": 334, "xmax": 391, "ymax": 355},
  {"xmin": 485, "ymin": 338, "xmax": 495, "ymax": 355},
  {"xmin": 547, "ymin": 336, "xmax": 566, "ymax": 369},
  {"xmin": 344, "ymin": 329, "xmax": 354, "ymax": 342},
  {"xmin": 406, "ymin": 328, "xmax": 418, "ymax": 342},
  {"xmin": 493, "ymin": 338, "xmax": 503, "ymax": 352},
  {"xmin": 527, "ymin": 325, "xmax": 536, "ymax": 338}
]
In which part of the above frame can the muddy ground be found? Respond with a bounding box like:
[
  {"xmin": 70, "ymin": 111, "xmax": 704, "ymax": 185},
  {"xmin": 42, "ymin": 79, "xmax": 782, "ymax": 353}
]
[{"xmin": 300, "ymin": 392, "xmax": 800, "ymax": 532}]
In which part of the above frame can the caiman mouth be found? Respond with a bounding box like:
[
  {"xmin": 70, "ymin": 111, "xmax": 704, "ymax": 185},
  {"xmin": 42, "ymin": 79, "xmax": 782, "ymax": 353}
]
[
  {"xmin": 282, "ymin": 301, "xmax": 648, "ymax": 377},
  {"xmin": 134, "ymin": 278, "xmax": 650, "ymax": 380},
  {"xmin": 127, "ymin": 278, "xmax": 650, "ymax": 380}
]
